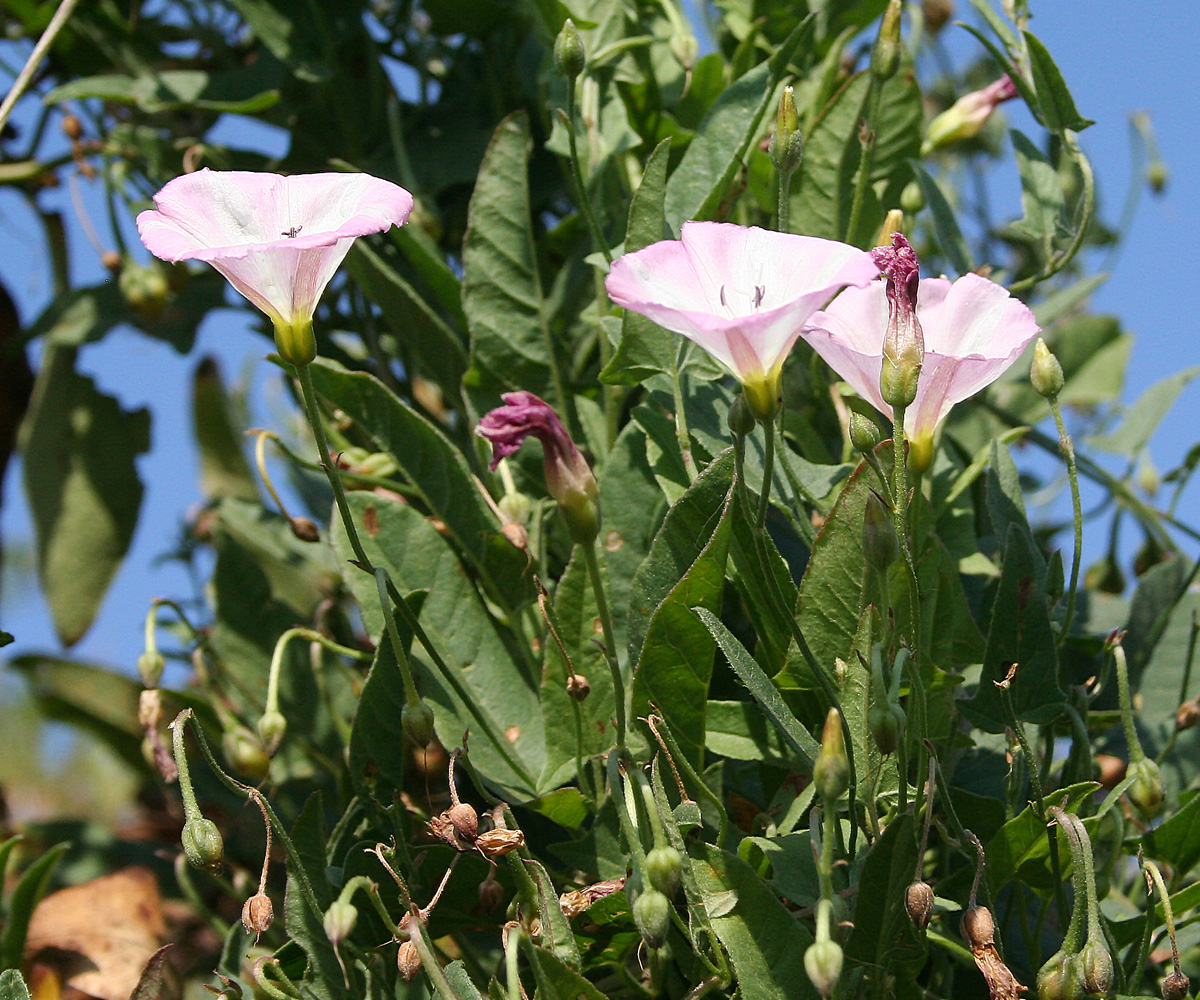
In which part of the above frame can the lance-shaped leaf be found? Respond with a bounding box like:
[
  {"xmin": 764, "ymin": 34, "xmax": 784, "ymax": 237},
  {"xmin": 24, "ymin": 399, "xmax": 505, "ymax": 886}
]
[
  {"xmin": 23, "ymin": 348, "xmax": 149, "ymax": 646},
  {"xmin": 629, "ymin": 451, "xmax": 735, "ymax": 767},
  {"xmin": 462, "ymin": 112, "xmax": 558, "ymax": 406}
]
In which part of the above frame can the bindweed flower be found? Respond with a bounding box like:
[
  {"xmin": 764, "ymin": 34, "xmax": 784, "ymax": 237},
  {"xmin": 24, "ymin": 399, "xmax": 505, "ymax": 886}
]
[
  {"xmin": 478, "ymin": 392, "xmax": 599, "ymax": 543},
  {"xmin": 605, "ymin": 222, "xmax": 878, "ymax": 422},
  {"xmin": 923, "ymin": 74, "xmax": 1019, "ymax": 153},
  {"xmin": 802, "ymin": 238, "xmax": 1039, "ymax": 472},
  {"xmin": 137, "ymin": 169, "xmax": 413, "ymax": 366}
]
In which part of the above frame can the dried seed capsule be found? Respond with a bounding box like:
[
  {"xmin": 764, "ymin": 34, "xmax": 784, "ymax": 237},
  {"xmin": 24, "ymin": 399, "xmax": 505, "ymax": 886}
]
[
  {"xmin": 904, "ymin": 881, "xmax": 934, "ymax": 931},
  {"xmin": 242, "ymin": 893, "xmax": 274, "ymax": 939}
]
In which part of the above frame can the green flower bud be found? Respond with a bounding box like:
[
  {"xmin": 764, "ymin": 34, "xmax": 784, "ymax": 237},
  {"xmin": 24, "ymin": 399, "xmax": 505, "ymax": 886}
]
[
  {"xmin": 138, "ymin": 650, "xmax": 166, "ymax": 688},
  {"xmin": 498, "ymin": 490, "xmax": 532, "ymax": 526},
  {"xmin": 813, "ymin": 708, "xmax": 850, "ymax": 803},
  {"xmin": 900, "ymin": 180, "xmax": 926, "ymax": 215},
  {"xmin": 402, "ymin": 700, "xmax": 436, "ymax": 748},
  {"xmin": 1037, "ymin": 950, "xmax": 1082, "ymax": 1000},
  {"xmin": 870, "ymin": 0, "xmax": 903, "ymax": 81},
  {"xmin": 554, "ymin": 19, "xmax": 585, "ymax": 79},
  {"xmin": 1078, "ymin": 939, "xmax": 1112, "ymax": 996},
  {"xmin": 1128, "ymin": 756, "xmax": 1165, "ymax": 819},
  {"xmin": 804, "ymin": 939, "xmax": 843, "ymax": 998},
  {"xmin": 182, "ymin": 817, "xmax": 225, "ymax": 873},
  {"xmin": 849, "ymin": 412, "xmax": 881, "ymax": 454},
  {"xmin": 869, "ymin": 701, "xmax": 904, "ymax": 756},
  {"xmin": 633, "ymin": 889, "xmax": 671, "ymax": 949},
  {"xmin": 1148, "ymin": 161, "xmax": 1169, "ymax": 195},
  {"xmin": 863, "ymin": 491, "xmax": 899, "ymax": 572},
  {"xmin": 670, "ymin": 32, "xmax": 698, "ymax": 72},
  {"xmin": 645, "ymin": 845, "xmax": 683, "ymax": 898},
  {"xmin": 1031, "ymin": 339, "xmax": 1065, "ymax": 400},
  {"xmin": 727, "ymin": 394, "xmax": 757, "ymax": 436},
  {"xmin": 768, "ymin": 86, "xmax": 803, "ymax": 177},
  {"xmin": 256, "ymin": 710, "xmax": 287, "ymax": 756},
  {"xmin": 323, "ymin": 899, "xmax": 358, "ymax": 946},
  {"xmin": 223, "ymin": 726, "xmax": 271, "ymax": 781},
  {"xmin": 119, "ymin": 260, "xmax": 171, "ymax": 320}
]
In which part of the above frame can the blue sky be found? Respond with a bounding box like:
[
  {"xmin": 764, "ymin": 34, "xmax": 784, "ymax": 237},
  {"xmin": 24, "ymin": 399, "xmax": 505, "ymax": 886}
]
[{"xmin": 0, "ymin": 3, "xmax": 1197, "ymax": 675}]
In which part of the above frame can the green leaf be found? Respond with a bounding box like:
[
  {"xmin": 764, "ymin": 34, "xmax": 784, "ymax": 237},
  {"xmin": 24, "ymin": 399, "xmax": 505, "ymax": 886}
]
[
  {"xmin": 8, "ymin": 656, "xmax": 145, "ymax": 772},
  {"xmin": 790, "ymin": 72, "xmax": 869, "ymax": 241},
  {"xmin": 1089, "ymin": 367, "xmax": 1200, "ymax": 456},
  {"xmin": 23, "ymin": 347, "xmax": 149, "ymax": 645},
  {"xmin": 1141, "ymin": 792, "xmax": 1200, "ymax": 878},
  {"xmin": 129, "ymin": 945, "xmax": 175, "ymax": 1000},
  {"xmin": 191, "ymin": 359, "xmax": 258, "ymax": 502},
  {"xmin": 0, "ymin": 841, "xmax": 70, "ymax": 969},
  {"xmin": 845, "ymin": 816, "xmax": 925, "ymax": 974},
  {"xmin": 1109, "ymin": 879, "xmax": 1200, "ymax": 949},
  {"xmin": 728, "ymin": 487, "xmax": 797, "ymax": 676},
  {"xmin": 528, "ymin": 945, "xmax": 609, "ymax": 1000},
  {"xmin": 694, "ymin": 609, "xmax": 818, "ymax": 767},
  {"xmin": 629, "ymin": 452, "xmax": 736, "ymax": 767},
  {"xmin": 602, "ymin": 139, "xmax": 679, "ymax": 385},
  {"xmin": 0, "ymin": 971, "xmax": 31, "ymax": 1000},
  {"xmin": 1024, "ymin": 31, "xmax": 1094, "ymax": 134},
  {"xmin": 1009, "ymin": 129, "xmax": 1066, "ymax": 258},
  {"xmin": 308, "ymin": 360, "xmax": 529, "ymax": 599},
  {"xmin": 690, "ymin": 843, "xmax": 818, "ymax": 1000},
  {"xmin": 331, "ymin": 492, "xmax": 542, "ymax": 800},
  {"xmin": 705, "ymin": 700, "xmax": 791, "ymax": 763},
  {"xmin": 909, "ymin": 163, "xmax": 974, "ymax": 275},
  {"xmin": 664, "ymin": 17, "xmax": 813, "ymax": 232},
  {"xmin": 344, "ymin": 241, "xmax": 467, "ymax": 399},
  {"xmin": 984, "ymin": 783, "xmax": 1098, "ymax": 891},
  {"xmin": 462, "ymin": 112, "xmax": 557, "ymax": 406},
  {"xmin": 44, "ymin": 69, "xmax": 280, "ymax": 114},
  {"xmin": 283, "ymin": 871, "xmax": 347, "ymax": 1000},
  {"xmin": 962, "ymin": 525, "xmax": 1065, "ymax": 732},
  {"xmin": 442, "ymin": 962, "xmax": 486, "ymax": 1000}
]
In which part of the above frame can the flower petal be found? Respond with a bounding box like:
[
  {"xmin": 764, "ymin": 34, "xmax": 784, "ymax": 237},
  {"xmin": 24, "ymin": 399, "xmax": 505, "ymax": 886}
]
[
  {"xmin": 136, "ymin": 169, "xmax": 413, "ymax": 263},
  {"xmin": 605, "ymin": 221, "xmax": 878, "ymax": 381},
  {"xmin": 209, "ymin": 240, "xmax": 355, "ymax": 325}
]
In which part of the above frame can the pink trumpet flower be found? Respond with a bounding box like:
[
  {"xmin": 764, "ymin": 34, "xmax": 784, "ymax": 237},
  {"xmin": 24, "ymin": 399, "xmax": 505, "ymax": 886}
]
[
  {"xmin": 802, "ymin": 249, "xmax": 1040, "ymax": 472},
  {"xmin": 605, "ymin": 222, "xmax": 879, "ymax": 421},
  {"xmin": 137, "ymin": 168, "xmax": 413, "ymax": 365}
]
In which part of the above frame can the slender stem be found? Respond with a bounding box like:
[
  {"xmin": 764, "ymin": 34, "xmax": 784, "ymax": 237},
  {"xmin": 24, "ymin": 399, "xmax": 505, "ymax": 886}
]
[
  {"xmin": 844, "ymin": 80, "xmax": 883, "ymax": 245},
  {"xmin": 408, "ymin": 907, "xmax": 467, "ymax": 1000},
  {"xmin": 561, "ymin": 82, "xmax": 613, "ymax": 267},
  {"xmin": 583, "ymin": 542, "xmax": 625, "ymax": 750},
  {"xmin": 757, "ymin": 418, "xmax": 776, "ymax": 532},
  {"xmin": 1143, "ymin": 859, "xmax": 1184, "ymax": 977},
  {"xmin": 1113, "ymin": 640, "xmax": 1147, "ymax": 762},
  {"xmin": 296, "ymin": 363, "xmax": 372, "ymax": 567},
  {"xmin": 1049, "ymin": 397, "xmax": 1083, "ymax": 643},
  {"xmin": 0, "ymin": 0, "xmax": 84, "ymax": 136},
  {"xmin": 671, "ymin": 349, "xmax": 698, "ymax": 481},
  {"xmin": 264, "ymin": 626, "xmax": 368, "ymax": 717},
  {"xmin": 169, "ymin": 714, "xmax": 204, "ymax": 820},
  {"xmin": 374, "ymin": 569, "xmax": 421, "ymax": 709}
]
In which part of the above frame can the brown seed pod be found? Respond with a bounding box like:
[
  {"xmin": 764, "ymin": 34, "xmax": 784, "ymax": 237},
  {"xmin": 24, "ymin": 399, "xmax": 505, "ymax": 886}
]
[
  {"xmin": 961, "ymin": 905, "xmax": 995, "ymax": 949},
  {"xmin": 242, "ymin": 892, "xmax": 274, "ymax": 939},
  {"xmin": 476, "ymin": 827, "xmax": 524, "ymax": 859},
  {"xmin": 429, "ymin": 801, "xmax": 479, "ymax": 851},
  {"xmin": 290, "ymin": 517, "xmax": 320, "ymax": 542},
  {"xmin": 1163, "ymin": 971, "xmax": 1190, "ymax": 1000},
  {"xmin": 566, "ymin": 673, "xmax": 591, "ymax": 701},
  {"xmin": 397, "ymin": 940, "xmax": 422, "ymax": 981},
  {"xmin": 905, "ymin": 881, "xmax": 935, "ymax": 931}
]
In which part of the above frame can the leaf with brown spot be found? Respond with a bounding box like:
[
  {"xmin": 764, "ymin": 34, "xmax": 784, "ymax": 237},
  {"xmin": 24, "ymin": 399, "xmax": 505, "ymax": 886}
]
[{"xmin": 23, "ymin": 869, "xmax": 166, "ymax": 1000}]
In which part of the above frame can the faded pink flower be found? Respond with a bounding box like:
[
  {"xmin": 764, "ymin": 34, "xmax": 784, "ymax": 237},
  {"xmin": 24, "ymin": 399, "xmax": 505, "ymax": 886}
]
[
  {"xmin": 137, "ymin": 169, "xmax": 413, "ymax": 365},
  {"xmin": 477, "ymin": 391, "xmax": 599, "ymax": 543},
  {"xmin": 923, "ymin": 75, "xmax": 1019, "ymax": 153},
  {"xmin": 605, "ymin": 221, "xmax": 878, "ymax": 420},
  {"xmin": 802, "ymin": 267, "xmax": 1040, "ymax": 470}
]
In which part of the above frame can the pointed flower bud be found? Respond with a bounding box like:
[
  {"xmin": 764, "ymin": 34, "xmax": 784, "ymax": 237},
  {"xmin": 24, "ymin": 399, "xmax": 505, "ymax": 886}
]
[
  {"xmin": 182, "ymin": 817, "xmax": 225, "ymax": 873},
  {"xmin": 323, "ymin": 899, "xmax": 358, "ymax": 946},
  {"xmin": 727, "ymin": 393, "xmax": 757, "ymax": 436},
  {"xmin": 805, "ymin": 900, "xmax": 843, "ymax": 998},
  {"xmin": 478, "ymin": 392, "xmax": 599, "ymax": 544},
  {"xmin": 870, "ymin": 0, "xmax": 903, "ymax": 81},
  {"xmin": 645, "ymin": 845, "xmax": 684, "ymax": 898},
  {"xmin": 554, "ymin": 19, "xmax": 586, "ymax": 79},
  {"xmin": 813, "ymin": 708, "xmax": 850, "ymax": 802},
  {"xmin": 923, "ymin": 75, "xmax": 1019, "ymax": 153},
  {"xmin": 1078, "ymin": 938, "xmax": 1113, "ymax": 996},
  {"xmin": 849, "ymin": 412, "xmax": 881, "ymax": 454},
  {"xmin": 633, "ymin": 889, "xmax": 671, "ymax": 949},
  {"xmin": 873, "ymin": 234, "xmax": 924, "ymax": 410},
  {"xmin": 1037, "ymin": 950, "xmax": 1080, "ymax": 1000},
  {"xmin": 863, "ymin": 491, "xmax": 899, "ymax": 572},
  {"xmin": 1031, "ymin": 338, "xmax": 1065, "ymax": 400},
  {"xmin": 1127, "ymin": 756, "xmax": 1165, "ymax": 819},
  {"xmin": 256, "ymin": 709, "xmax": 287, "ymax": 756},
  {"xmin": 768, "ymin": 86, "xmax": 803, "ymax": 177},
  {"xmin": 402, "ymin": 700, "xmax": 436, "ymax": 748},
  {"xmin": 138, "ymin": 650, "xmax": 166, "ymax": 688}
]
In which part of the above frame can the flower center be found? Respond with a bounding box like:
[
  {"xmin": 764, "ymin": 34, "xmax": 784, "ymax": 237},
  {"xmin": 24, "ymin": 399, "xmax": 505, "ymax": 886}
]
[{"xmin": 718, "ymin": 282, "xmax": 767, "ymax": 316}]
